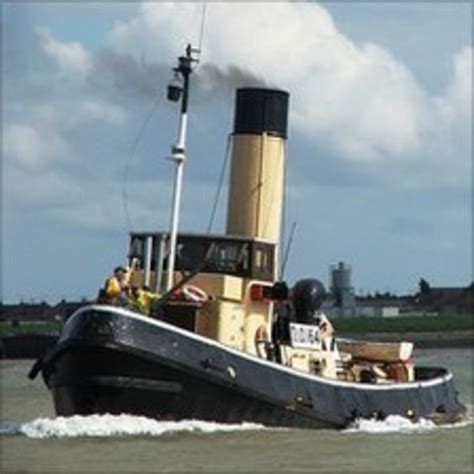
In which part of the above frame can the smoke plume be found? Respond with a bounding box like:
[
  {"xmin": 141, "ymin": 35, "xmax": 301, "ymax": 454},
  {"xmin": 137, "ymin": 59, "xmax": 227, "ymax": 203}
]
[
  {"xmin": 196, "ymin": 63, "xmax": 274, "ymax": 93},
  {"xmin": 88, "ymin": 50, "xmax": 169, "ymax": 100}
]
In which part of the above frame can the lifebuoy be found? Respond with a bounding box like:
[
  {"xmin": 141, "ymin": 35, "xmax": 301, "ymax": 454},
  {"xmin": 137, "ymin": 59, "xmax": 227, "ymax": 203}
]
[
  {"xmin": 255, "ymin": 324, "xmax": 270, "ymax": 359},
  {"xmin": 182, "ymin": 285, "xmax": 208, "ymax": 303}
]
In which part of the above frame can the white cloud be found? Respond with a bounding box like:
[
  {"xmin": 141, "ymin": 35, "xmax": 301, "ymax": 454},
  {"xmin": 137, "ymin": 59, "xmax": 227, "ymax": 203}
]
[
  {"xmin": 79, "ymin": 100, "xmax": 126, "ymax": 125},
  {"xmin": 3, "ymin": 123, "xmax": 68, "ymax": 171},
  {"xmin": 3, "ymin": 98, "xmax": 126, "ymax": 174},
  {"xmin": 4, "ymin": 166, "xmax": 78, "ymax": 210},
  {"xmin": 299, "ymin": 43, "xmax": 428, "ymax": 161},
  {"xmin": 32, "ymin": 3, "xmax": 470, "ymax": 174},
  {"xmin": 415, "ymin": 46, "xmax": 473, "ymax": 188},
  {"xmin": 446, "ymin": 46, "xmax": 472, "ymax": 120},
  {"xmin": 36, "ymin": 26, "xmax": 93, "ymax": 77},
  {"xmin": 435, "ymin": 46, "xmax": 472, "ymax": 123},
  {"xmin": 12, "ymin": 2, "xmax": 471, "ymax": 213},
  {"xmin": 3, "ymin": 150, "xmax": 171, "ymax": 233},
  {"xmin": 106, "ymin": 3, "xmax": 431, "ymax": 163}
]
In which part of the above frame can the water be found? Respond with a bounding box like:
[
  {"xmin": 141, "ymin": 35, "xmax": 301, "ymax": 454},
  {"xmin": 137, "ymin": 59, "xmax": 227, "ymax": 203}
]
[{"xmin": 1, "ymin": 348, "xmax": 473, "ymax": 472}]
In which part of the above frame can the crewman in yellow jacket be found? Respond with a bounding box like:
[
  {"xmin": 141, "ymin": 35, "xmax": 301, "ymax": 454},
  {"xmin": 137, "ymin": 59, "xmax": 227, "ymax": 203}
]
[
  {"xmin": 130, "ymin": 286, "xmax": 161, "ymax": 315},
  {"xmin": 103, "ymin": 266, "xmax": 130, "ymax": 306}
]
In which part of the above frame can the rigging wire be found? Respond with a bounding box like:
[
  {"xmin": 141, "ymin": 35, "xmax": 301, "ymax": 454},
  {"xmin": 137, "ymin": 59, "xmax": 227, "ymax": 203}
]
[
  {"xmin": 262, "ymin": 139, "xmax": 285, "ymax": 243},
  {"xmin": 206, "ymin": 133, "xmax": 232, "ymax": 233},
  {"xmin": 280, "ymin": 139, "xmax": 298, "ymax": 280},
  {"xmin": 122, "ymin": 4, "xmax": 208, "ymax": 233},
  {"xmin": 279, "ymin": 140, "xmax": 289, "ymax": 279},
  {"xmin": 281, "ymin": 221, "xmax": 297, "ymax": 279},
  {"xmin": 122, "ymin": 92, "xmax": 164, "ymax": 232}
]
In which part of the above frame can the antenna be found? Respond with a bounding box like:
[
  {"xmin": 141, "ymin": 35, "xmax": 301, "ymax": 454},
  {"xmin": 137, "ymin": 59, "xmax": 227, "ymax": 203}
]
[{"xmin": 198, "ymin": 3, "xmax": 207, "ymax": 56}]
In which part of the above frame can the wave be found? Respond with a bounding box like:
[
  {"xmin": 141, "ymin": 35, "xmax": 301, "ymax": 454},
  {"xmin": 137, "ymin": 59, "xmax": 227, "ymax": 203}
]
[
  {"xmin": 1, "ymin": 414, "xmax": 264, "ymax": 439},
  {"xmin": 3, "ymin": 404, "xmax": 472, "ymax": 438},
  {"xmin": 343, "ymin": 415, "xmax": 437, "ymax": 434},
  {"xmin": 343, "ymin": 407, "xmax": 474, "ymax": 435}
]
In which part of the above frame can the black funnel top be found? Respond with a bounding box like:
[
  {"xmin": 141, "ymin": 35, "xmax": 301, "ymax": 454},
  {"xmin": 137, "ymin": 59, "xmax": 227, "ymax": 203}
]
[{"xmin": 233, "ymin": 88, "xmax": 289, "ymax": 139}]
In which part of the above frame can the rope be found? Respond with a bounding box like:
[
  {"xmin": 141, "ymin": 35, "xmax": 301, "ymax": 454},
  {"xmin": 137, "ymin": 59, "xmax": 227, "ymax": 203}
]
[
  {"xmin": 206, "ymin": 133, "xmax": 232, "ymax": 233},
  {"xmin": 122, "ymin": 92, "xmax": 163, "ymax": 232}
]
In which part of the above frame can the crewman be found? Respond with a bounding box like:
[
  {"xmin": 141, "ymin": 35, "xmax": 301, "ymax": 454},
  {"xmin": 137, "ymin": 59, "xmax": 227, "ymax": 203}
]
[
  {"xmin": 315, "ymin": 311, "xmax": 335, "ymax": 347},
  {"xmin": 129, "ymin": 286, "xmax": 161, "ymax": 315},
  {"xmin": 103, "ymin": 266, "xmax": 130, "ymax": 306}
]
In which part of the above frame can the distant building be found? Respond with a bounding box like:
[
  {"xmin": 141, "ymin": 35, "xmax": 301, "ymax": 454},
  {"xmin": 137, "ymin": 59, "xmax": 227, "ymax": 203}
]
[
  {"xmin": 416, "ymin": 286, "xmax": 473, "ymax": 315},
  {"xmin": 1, "ymin": 301, "xmax": 87, "ymax": 323},
  {"xmin": 324, "ymin": 261, "xmax": 473, "ymax": 319},
  {"xmin": 356, "ymin": 305, "xmax": 399, "ymax": 318},
  {"xmin": 327, "ymin": 262, "xmax": 356, "ymax": 318}
]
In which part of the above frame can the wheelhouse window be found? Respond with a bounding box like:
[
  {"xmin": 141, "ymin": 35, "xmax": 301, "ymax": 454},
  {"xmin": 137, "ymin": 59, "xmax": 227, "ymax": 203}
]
[
  {"xmin": 176, "ymin": 238, "xmax": 251, "ymax": 276},
  {"xmin": 252, "ymin": 243, "xmax": 275, "ymax": 281},
  {"xmin": 129, "ymin": 235, "xmax": 145, "ymax": 265},
  {"xmin": 128, "ymin": 232, "xmax": 275, "ymax": 284}
]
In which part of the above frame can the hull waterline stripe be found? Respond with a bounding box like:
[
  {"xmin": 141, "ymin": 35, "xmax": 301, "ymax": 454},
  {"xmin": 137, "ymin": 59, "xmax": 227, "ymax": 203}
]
[{"xmin": 67, "ymin": 305, "xmax": 453, "ymax": 391}]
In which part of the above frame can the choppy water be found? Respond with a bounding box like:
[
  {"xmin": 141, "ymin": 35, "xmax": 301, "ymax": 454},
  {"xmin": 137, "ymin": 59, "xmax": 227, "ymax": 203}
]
[{"xmin": 1, "ymin": 348, "xmax": 473, "ymax": 472}]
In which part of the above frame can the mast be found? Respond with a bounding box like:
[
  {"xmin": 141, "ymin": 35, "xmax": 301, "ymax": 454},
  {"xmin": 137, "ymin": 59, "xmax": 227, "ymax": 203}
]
[{"xmin": 165, "ymin": 44, "xmax": 199, "ymax": 291}]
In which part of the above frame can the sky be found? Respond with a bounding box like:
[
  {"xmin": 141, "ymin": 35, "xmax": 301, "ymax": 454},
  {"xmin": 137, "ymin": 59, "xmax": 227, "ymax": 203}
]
[{"xmin": 2, "ymin": 1, "xmax": 472, "ymax": 303}]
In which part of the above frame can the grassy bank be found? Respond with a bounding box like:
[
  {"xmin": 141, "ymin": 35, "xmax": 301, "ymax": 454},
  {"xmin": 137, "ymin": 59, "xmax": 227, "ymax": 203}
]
[
  {"xmin": 0, "ymin": 321, "xmax": 62, "ymax": 337},
  {"xmin": 334, "ymin": 313, "xmax": 473, "ymax": 333},
  {"xmin": 1, "ymin": 313, "xmax": 472, "ymax": 338}
]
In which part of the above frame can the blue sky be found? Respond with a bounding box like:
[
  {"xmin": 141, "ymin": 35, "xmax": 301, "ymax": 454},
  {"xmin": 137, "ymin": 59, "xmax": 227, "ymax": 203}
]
[{"xmin": 2, "ymin": 2, "xmax": 472, "ymax": 303}]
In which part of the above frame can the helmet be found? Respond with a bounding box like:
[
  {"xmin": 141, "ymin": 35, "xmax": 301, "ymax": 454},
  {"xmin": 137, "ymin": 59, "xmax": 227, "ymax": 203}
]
[{"xmin": 292, "ymin": 278, "xmax": 326, "ymax": 324}]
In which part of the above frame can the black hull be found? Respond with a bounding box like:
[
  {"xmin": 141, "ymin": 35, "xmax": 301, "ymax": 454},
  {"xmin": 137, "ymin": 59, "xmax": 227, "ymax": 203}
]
[
  {"xmin": 35, "ymin": 305, "xmax": 465, "ymax": 429},
  {"xmin": 2, "ymin": 334, "xmax": 58, "ymax": 359}
]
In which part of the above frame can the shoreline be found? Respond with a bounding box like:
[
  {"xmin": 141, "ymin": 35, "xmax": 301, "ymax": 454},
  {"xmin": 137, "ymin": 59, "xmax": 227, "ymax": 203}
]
[{"xmin": 338, "ymin": 329, "xmax": 473, "ymax": 348}]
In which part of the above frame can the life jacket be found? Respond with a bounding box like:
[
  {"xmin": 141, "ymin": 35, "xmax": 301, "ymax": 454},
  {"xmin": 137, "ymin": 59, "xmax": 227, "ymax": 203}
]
[
  {"xmin": 103, "ymin": 277, "xmax": 129, "ymax": 305},
  {"xmin": 136, "ymin": 289, "xmax": 161, "ymax": 314}
]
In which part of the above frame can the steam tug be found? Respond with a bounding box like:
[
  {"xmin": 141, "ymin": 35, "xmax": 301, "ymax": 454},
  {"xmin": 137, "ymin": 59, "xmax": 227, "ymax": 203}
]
[{"xmin": 30, "ymin": 46, "xmax": 465, "ymax": 429}]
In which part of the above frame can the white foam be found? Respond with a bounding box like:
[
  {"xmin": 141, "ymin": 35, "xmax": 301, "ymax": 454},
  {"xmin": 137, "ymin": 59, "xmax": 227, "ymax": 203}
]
[
  {"xmin": 343, "ymin": 410, "xmax": 474, "ymax": 435},
  {"xmin": 343, "ymin": 415, "xmax": 437, "ymax": 434},
  {"xmin": 9, "ymin": 405, "xmax": 473, "ymax": 438},
  {"xmin": 19, "ymin": 414, "xmax": 265, "ymax": 439}
]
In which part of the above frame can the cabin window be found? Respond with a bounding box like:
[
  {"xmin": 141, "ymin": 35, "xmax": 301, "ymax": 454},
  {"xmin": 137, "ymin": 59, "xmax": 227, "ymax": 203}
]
[
  {"xmin": 176, "ymin": 240, "xmax": 206, "ymax": 269},
  {"xmin": 252, "ymin": 244, "xmax": 274, "ymax": 281},
  {"xmin": 209, "ymin": 242, "xmax": 240, "ymax": 273},
  {"xmin": 176, "ymin": 240, "xmax": 250, "ymax": 276},
  {"xmin": 238, "ymin": 244, "xmax": 250, "ymax": 271},
  {"xmin": 128, "ymin": 236, "xmax": 145, "ymax": 267}
]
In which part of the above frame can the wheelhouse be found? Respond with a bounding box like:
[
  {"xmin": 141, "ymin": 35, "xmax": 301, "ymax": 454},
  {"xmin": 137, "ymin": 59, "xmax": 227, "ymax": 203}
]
[{"xmin": 127, "ymin": 232, "xmax": 276, "ymax": 292}]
